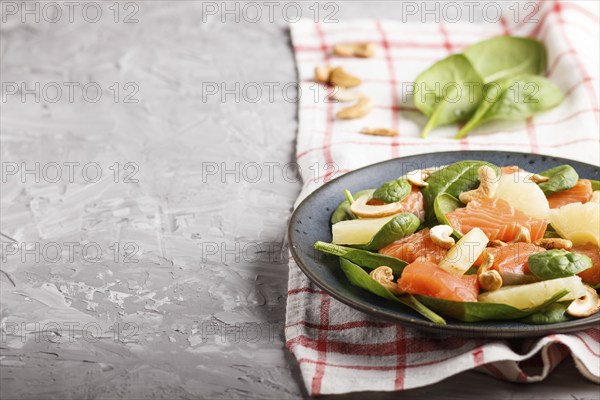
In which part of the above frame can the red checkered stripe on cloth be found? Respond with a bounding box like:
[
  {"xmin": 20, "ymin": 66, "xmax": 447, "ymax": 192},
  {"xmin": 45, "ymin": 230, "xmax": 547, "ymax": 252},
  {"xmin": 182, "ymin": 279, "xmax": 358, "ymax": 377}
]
[{"xmin": 286, "ymin": 1, "xmax": 600, "ymax": 396}]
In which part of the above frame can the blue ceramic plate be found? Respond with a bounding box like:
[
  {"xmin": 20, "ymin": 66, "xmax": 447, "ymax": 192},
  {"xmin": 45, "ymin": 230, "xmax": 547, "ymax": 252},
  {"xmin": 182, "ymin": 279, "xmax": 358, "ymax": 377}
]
[{"xmin": 289, "ymin": 151, "xmax": 600, "ymax": 338}]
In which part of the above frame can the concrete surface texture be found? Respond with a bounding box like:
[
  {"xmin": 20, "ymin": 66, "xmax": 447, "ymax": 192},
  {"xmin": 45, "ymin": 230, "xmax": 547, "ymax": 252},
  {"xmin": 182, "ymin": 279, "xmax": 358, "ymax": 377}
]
[{"xmin": 0, "ymin": 2, "xmax": 598, "ymax": 399}]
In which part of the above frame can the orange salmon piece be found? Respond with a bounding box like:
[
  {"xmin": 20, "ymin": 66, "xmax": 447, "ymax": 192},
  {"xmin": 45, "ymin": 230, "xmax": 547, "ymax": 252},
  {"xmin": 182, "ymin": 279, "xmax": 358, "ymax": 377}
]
[
  {"xmin": 573, "ymin": 243, "xmax": 600, "ymax": 286},
  {"xmin": 379, "ymin": 228, "xmax": 446, "ymax": 264},
  {"xmin": 477, "ymin": 242, "xmax": 545, "ymax": 285},
  {"xmin": 547, "ymin": 179, "xmax": 593, "ymax": 209},
  {"xmin": 446, "ymin": 198, "xmax": 547, "ymax": 242},
  {"xmin": 485, "ymin": 242, "xmax": 546, "ymax": 275},
  {"xmin": 398, "ymin": 261, "xmax": 479, "ymax": 302}
]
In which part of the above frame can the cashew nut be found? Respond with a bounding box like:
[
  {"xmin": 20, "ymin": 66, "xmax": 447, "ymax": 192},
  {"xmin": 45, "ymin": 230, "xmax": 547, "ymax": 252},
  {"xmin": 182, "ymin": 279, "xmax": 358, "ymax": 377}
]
[
  {"xmin": 566, "ymin": 285, "xmax": 600, "ymax": 317},
  {"xmin": 350, "ymin": 194, "xmax": 403, "ymax": 218},
  {"xmin": 315, "ymin": 65, "xmax": 333, "ymax": 84},
  {"xmin": 511, "ymin": 225, "xmax": 531, "ymax": 243},
  {"xmin": 430, "ymin": 225, "xmax": 455, "ymax": 249},
  {"xmin": 591, "ymin": 191, "xmax": 600, "ymax": 204},
  {"xmin": 529, "ymin": 173, "xmax": 550, "ymax": 183},
  {"xmin": 477, "ymin": 253, "xmax": 502, "ymax": 291},
  {"xmin": 369, "ymin": 266, "xmax": 403, "ymax": 296},
  {"xmin": 331, "ymin": 87, "xmax": 363, "ymax": 103},
  {"xmin": 533, "ymin": 238, "xmax": 573, "ymax": 250},
  {"xmin": 333, "ymin": 42, "xmax": 376, "ymax": 58},
  {"xmin": 336, "ymin": 96, "xmax": 372, "ymax": 119},
  {"xmin": 488, "ymin": 240, "xmax": 507, "ymax": 248},
  {"xmin": 360, "ymin": 127, "xmax": 397, "ymax": 137},
  {"xmin": 406, "ymin": 169, "xmax": 431, "ymax": 187},
  {"xmin": 459, "ymin": 165, "xmax": 498, "ymax": 204},
  {"xmin": 329, "ymin": 67, "xmax": 362, "ymax": 88}
]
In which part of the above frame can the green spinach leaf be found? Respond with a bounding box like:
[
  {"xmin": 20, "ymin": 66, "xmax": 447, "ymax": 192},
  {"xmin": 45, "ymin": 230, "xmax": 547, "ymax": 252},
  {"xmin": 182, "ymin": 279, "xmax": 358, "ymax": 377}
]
[
  {"xmin": 455, "ymin": 74, "xmax": 563, "ymax": 139},
  {"xmin": 528, "ymin": 250, "xmax": 592, "ymax": 280},
  {"xmin": 416, "ymin": 289, "xmax": 568, "ymax": 322},
  {"xmin": 339, "ymin": 259, "xmax": 446, "ymax": 324},
  {"xmin": 372, "ymin": 179, "xmax": 411, "ymax": 204},
  {"xmin": 463, "ymin": 36, "xmax": 547, "ymax": 83},
  {"xmin": 414, "ymin": 54, "xmax": 484, "ymax": 138},
  {"xmin": 543, "ymin": 224, "xmax": 561, "ymax": 238},
  {"xmin": 422, "ymin": 160, "xmax": 497, "ymax": 221},
  {"xmin": 519, "ymin": 302, "xmax": 572, "ymax": 325},
  {"xmin": 433, "ymin": 193, "xmax": 463, "ymax": 238},
  {"xmin": 331, "ymin": 189, "xmax": 374, "ymax": 224},
  {"xmin": 314, "ymin": 241, "xmax": 408, "ymax": 275},
  {"xmin": 537, "ymin": 165, "xmax": 579, "ymax": 195},
  {"xmin": 355, "ymin": 213, "xmax": 420, "ymax": 251},
  {"xmin": 465, "ymin": 265, "xmax": 479, "ymax": 275},
  {"xmin": 543, "ymin": 231, "xmax": 562, "ymax": 239}
]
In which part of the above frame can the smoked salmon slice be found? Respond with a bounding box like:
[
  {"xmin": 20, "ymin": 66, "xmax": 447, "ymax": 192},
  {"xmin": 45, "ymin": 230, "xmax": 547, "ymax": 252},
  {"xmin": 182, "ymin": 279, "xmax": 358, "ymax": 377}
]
[
  {"xmin": 547, "ymin": 179, "xmax": 593, "ymax": 209},
  {"xmin": 480, "ymin": 242, "xmax": 544, "ymax": 285},
  {"xmin": 379, "ymin": 228, "xmax": 447, "ymax": 264},
  {"xmin": 367, "ymin": 186, "xmax": 425, "ymax": 222},
  {"xmin": 483, "ymin": 242, "xmax": 545, "ymax": 274},
  {"xmin": 446, "ymin": 198, "xmax": 548, "ymax": 242},
  {"xmin": 398, "ymin": 261, "xmax": 479, "ymax": 302},
  {"xmin": 572, "ymin": 243, "xmax": 600, "ymax": 286}
]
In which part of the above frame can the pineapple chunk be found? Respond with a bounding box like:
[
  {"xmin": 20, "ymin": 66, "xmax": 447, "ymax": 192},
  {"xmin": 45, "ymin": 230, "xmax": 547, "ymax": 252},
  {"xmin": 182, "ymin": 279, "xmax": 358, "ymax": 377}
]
[
  {"xmin": 478, "ymin": 276, "xmax": 586, "ymax": 309},
  {"xmin": 332, "ymin": 215, "xmax": 396, "ymax": 245},
  {"xmin": 494, "ymin": 172, "xmax": 550, "ymax": 219},
  {"xmin": 438, "ymin": 228, "xmax": 488, "ymax": 275},
  {"xmin": 549, "ymin": 201, "xmax": 600, "ymax": 246}
]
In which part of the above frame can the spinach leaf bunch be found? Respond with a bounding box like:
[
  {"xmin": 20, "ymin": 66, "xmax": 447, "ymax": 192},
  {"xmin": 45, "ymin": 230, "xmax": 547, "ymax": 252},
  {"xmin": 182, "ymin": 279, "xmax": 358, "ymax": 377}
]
[{"xmin": 414, "ymin": 36, "xmax": 563, "ymax": 138}]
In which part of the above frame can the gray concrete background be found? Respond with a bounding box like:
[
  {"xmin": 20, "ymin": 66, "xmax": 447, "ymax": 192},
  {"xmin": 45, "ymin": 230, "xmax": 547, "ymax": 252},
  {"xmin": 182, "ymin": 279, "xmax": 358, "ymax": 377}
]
[{"xmin": 1, "ymin": 2, "xmax": 598, "ymax": 399}]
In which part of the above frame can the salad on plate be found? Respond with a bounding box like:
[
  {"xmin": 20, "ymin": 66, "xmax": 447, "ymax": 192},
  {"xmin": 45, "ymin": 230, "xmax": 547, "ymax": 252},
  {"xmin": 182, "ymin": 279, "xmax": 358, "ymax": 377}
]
[{"xmin": 314, "ymin": 160, "xmax": 600, "ymax": 325}]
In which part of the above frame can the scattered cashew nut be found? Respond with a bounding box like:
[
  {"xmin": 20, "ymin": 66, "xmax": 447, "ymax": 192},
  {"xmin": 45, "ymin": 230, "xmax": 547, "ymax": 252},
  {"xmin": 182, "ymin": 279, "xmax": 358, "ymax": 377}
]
[
  {"xmin": 350, "ymin": 194, "xmax": 404, "ymax": 218},
  {"xmin": 333, "ymin": 43, "xmax": 376, "ymax": 58},
  {"xmin": 459, "ymin": 165, "xmax": 498, "ymax": 204},
  {"xmin": 369, "ymin": 266, "xmax": 404, "ymax": 296},
  {"xmin": 567, "ymin": 285, "xmax": 600, "ymax": 317},
  {"xmin": 331, "ymin": 87, "xmax": 363, "ymax": 103},
  {"xmin": 336, "ymin": 96, "xmax": 373, "ymax": 119},
  {"xmin": 329, "ymin": 66, "xmax": 362, "ymax": 88},
  {"xmin": 360, "ymin": 127, "xmax": 397, "ymax": 137},
  {"xmin": 315, "ymin": 65, "xmax": 333, "ymax": 84},
  {"xmin": 477, "ymin": 253, "xmax": 502, "ymax": 291},
  {"xmin": 533, "ymin": 238, "xmax": 573, "ymax": 250},
  {"xmin": 430, "ymin": 225, "xmax": 455, "ymax": 249}
]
